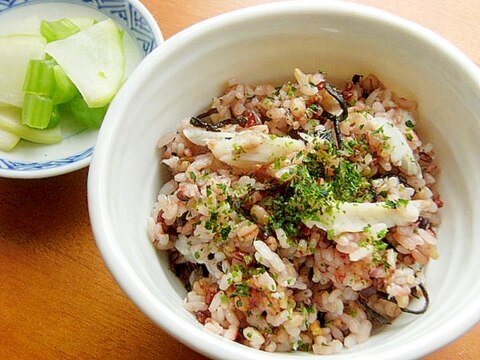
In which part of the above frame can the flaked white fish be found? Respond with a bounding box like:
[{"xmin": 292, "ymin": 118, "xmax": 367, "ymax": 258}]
[
  {"xmin": 303, "ymin": 200, "xmax": 430, "ymax": 235},
  {"xmin": 183, "ymin": 126, "xmax": 305, "ymax": 168},
  {"xmin": 367, "ymin": 114, "xmax": 422, "ymax": 177}
]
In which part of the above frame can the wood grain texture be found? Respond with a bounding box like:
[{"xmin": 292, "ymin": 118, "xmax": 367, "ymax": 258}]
[{"xmin": 1, "ymin": 1, "xmax": 479, "ymax": 359}]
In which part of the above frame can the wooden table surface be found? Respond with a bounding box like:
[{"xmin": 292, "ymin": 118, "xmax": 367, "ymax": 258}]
[{"xmin": 1, "ymin": 0, "xmax": 479, "ymax": 359}]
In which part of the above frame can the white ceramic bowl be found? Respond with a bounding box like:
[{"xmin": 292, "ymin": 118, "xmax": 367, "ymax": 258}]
[
  {"xmin": 88, "ymin": 1, "xmax": 480, "ymax": 359},
  {"xmin": 0, "ymin": 0, "xmax": 162, "ymax": 179}
]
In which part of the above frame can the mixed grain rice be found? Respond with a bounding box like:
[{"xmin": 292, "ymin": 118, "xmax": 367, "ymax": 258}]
[{"xmin": 148, "ymin": 69, "xmax": 442, "ymax": 354}]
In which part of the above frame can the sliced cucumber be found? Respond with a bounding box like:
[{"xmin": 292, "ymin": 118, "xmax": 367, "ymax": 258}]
[
  {"xmin": 22, "ymin": 93, "xmax": 54, "ymax": 129},
  {"xmin": 23, "ymin": 59, "xmax": 56, "ymax": 96},
  {"xmin": 41, "ymin": 18, "xmax": 80, "ymax": 43},
  {"xmin": 0, "ymin": 105, "xmax": 61, "ymax": 144},
  {"xmin": 0, "ymin": 15, "xmax": 41, "ymax": 36},
  {"xmin": 0, "ymin": 35, "xmax": 46, "ymax": 107},
  {"xmin": 69, "ymin": 95, "xmax": 108, "ymax": 129},
  {"xmin": 0, "ymin": 128, "xmax": 20, "ymax": 151},
  {"xmin": 45, "ymin": 19, "xmax": 125, "ymax": 108},
  {"xmin": 69, "ymin": 17, "xmax": 97, "ymax": 31},
  {"xmin": 52, "ymin": 64, "xmax": 78, "ymax": 105}
]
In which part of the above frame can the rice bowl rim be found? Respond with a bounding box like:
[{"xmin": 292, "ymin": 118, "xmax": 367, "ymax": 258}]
[{"xmin": 88, "ymin": 1, "xmax": 480, "ymax": 359}]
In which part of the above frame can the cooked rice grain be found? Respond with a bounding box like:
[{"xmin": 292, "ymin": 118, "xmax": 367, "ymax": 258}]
[{"xmin": 149, "ymin": 69, "xmax": 442, "ymax": 354}]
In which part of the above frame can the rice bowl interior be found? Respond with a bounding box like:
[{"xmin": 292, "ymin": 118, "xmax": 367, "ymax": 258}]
[{"xmin": 88, "ymin": 2, "xmax": 480, "ymax": 359}]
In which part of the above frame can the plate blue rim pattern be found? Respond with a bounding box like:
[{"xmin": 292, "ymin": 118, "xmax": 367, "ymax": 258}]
[
  {"xmin": 0, "ymin": 0, "xmax": 159, "ymax": 173},
  {"xmin": 0, "ymin": 147, "xmax": 93, "ymax": 170}
]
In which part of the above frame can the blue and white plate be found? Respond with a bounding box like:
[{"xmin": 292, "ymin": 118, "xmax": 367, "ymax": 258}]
[{"xmin": 0, "ymin": 0, "xmax": 163, "ymax": 178}]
